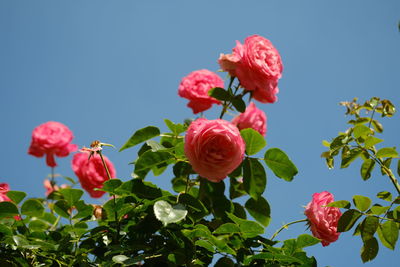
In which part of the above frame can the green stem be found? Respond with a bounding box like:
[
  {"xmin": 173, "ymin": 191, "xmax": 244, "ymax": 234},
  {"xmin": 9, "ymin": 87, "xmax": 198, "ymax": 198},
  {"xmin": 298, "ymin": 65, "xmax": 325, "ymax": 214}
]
[
  {"xmin": 219, "ymin": 76, "xmax": 235, "ymax": 119},
  {"xmin": 270, "ymin": 219, "xmax": 308, "ymax": 240}
]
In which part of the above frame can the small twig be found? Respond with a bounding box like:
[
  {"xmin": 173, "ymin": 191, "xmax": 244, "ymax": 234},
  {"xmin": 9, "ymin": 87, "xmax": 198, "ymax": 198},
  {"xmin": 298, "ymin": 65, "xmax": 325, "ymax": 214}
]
[{"xmin": 270, "ymin": 219, "xmax": 308, "ymax": 240}]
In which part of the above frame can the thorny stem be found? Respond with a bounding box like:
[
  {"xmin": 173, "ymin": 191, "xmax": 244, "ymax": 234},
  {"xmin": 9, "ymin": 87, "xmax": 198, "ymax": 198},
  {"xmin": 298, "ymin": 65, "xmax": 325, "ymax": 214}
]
[
  {"xmin": 270, "ymin": 219, "xmax": 308, "ymax": 240},
  {"xmin": 98, "ymin": 151, "xmax": 120, "ymax": 241}
]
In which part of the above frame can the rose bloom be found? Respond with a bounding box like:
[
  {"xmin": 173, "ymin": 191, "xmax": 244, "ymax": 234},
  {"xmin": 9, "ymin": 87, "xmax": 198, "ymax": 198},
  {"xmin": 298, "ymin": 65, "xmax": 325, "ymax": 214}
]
[
  {"xmin": 0, "ymin": 183, "xmax": 21, "ymax": 220},
  {"xmin": 44, "ymin": 179, "xmax": 68, "ymax": 196},
  {"xmin": 232, "ymin": 102, "xmax": 267, "ymax": 136},
  {"xmin": 184, "ymin": 118, "xmax": 245, "ymax": 182},
  {"xmin": 218, "ymin": 35, "xmax": 283, "ymax": 103},
  {"xmin": 178, "ymin": 69, "xmax": 224, "ymax": 114},
  {"xmin": 28, "ymin": 121, "xmax": 78, "ymax": 167},
  {"xmin": 304, "ymin": 191, "xmax": 342, "ymax": 246},
  {"xmin": 72, "ymin": 152, "xmax": 116, "ymax": 198}
]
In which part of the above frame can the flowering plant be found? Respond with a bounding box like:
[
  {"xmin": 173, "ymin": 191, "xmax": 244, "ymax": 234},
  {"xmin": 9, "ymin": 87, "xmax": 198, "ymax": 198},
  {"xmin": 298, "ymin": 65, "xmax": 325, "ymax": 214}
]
[{"xmin": 0, "ymin": 36, "xmax": 398, "ymax": 266}]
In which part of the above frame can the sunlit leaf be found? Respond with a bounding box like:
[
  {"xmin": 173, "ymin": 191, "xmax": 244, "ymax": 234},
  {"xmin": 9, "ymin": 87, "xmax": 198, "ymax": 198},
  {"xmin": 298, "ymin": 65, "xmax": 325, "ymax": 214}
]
[
  {"xmin": 376, "ymin": 147, "xmax": 398, "ymax": 159},
  {"xmin": 21, "ymin": 199, "xmax": 45, "ymax": 217},
  {"xmin": 326, "ymin": 200, "xmax": 351, "ymax": 209},
  {"xmin": 296, "ymin": 234, "xmax": 321, "ymax": 248},
  {"xmin": 378, "ymin": 221, "xmax": 398, "ymax": 250},
  {"xmin": 153, "ymin": 200, "xmax": 187, "ymax": 226},
  {"xmin": 264, "ymin": 148, "xmax": 298, "ymax": 181},
  {"xmin": 6, "ymin": 191, "xmax": 26, "ymax": 204},
  {"xmin": 120, "ymin": 126, "xmax": 160, "ymax": 152},
  {"xmin": 376, "ymin": 191, "xmax": 392, "ymax": 202},
  {"xmin": 353, "ymin": 195, "xmax": 372, "ymax": 212},
  {"xmin": 360, "ymin": 159, "xmax": 375, "ymax": 181}
]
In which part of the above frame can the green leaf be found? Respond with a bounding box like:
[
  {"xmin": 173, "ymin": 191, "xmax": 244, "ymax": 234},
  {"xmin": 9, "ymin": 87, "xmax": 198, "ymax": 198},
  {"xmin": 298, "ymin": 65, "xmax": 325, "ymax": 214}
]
[
  {"xmin": 0, "ymin": 224, "xmax": 12, "ymax": 236},
  {"xmin": 243, "ymin": 157, "xmax": 266, "ymax": 200},
  {"xmin": 208, "ymin": 87, "xmax": 231, "ymax": 101},
  {"xmin": 53, "ymin": 200, "xmax": 70, "ymax": 218},
  {"xmin": 378, "ymin": 220, "xmax": 398, "ymax": 250},
  {"xmin": 360, "ymin": 216, "xmax": 379, "ymax": 242},
  {"xmin": 369, "ymin": 205, "xmax": 390, "ymax": 215},
  {"xmin": 341, "ymin": 148, "xmax": 362, "ymax": 168},
  {"xmin": 112, "ymin": 255, "xmax": 130, "ymax": 264},
  {"xmin": 326, "ymin": 200, "xmax": 351, "ymax": 209},
  {"xmin": 361, "ymin": 237, "xmax": 379, "ymax": 263},
  {"xmin": 195, "ymin": 240, "xmax": 214, "ymax": 252},
  {"xmin": 73, "ymin": 200, "xmax": 94, "ymax": 219},
  {"xmin": 231, "ymin": 96, "xmax": 246, "ymax": 113},
  {"xmin": 214, "ymin": 223, "xmax": 241, "ymax": 234},
  {"xmin": 164, "ymin": 119, "xmax": 187, "ymax": 135},
  {"xmin": 376, "ymin": 147, "xmax": 398, "ymax": 158},
  {"xmin": 59, "ymin": 188, "xmax": 83, "ymax": 206},
  {"xmin": 134, "ymin": 151, "xmax": 174, "ymax": 179},
  {"xmin": 0, "ymin": 202, "xmax": 19, "ymax": 218},
  {"xmin": 371, "ymin": 119, "xmax": 383, "ymax": 133},
  {"xmin": 296, "ymin": 234, "xmax": 321, "ymax": 248},
  {"xmin": 101, "ymin": 179, "xmax": 123, "ymax": 195},
  {"xmin": 353, "ymin": 195, "xmax": 372, "ymax": 212},
  {"xmin": 397, "ymin": 159, "xmax": 400, "ymax": 177},
  {"xmin": 240, "ymin": 128, "xmax": 266, "ymax": 155},
  {"xmin": 353, "ymin": 125, "xmax": 372, "ymax": 139},
  {"xmin": 178, "ymin": 193, "xmax": 208, "ymax": 221},
  {"xmin": 215, "ymin": 257, "xmax": 235, "ymax": 267},
  {"xmin": 338, "ymin": 209, "xmax": 362, "ymax": 232},
  {"xmin": 21, "ymin": 199, "xmax": 44, "ymax": 217},
  {"xmin": 226, "ymin": 212, "xmax": 264, "ymax": 238},
  {"xmin": 6, "ymin": 191, "xmax": 26, "ymax": 204},
  {"xmin": 146, "ymin": 140, "xmax": 165, "ymax": 152},
  {"xmin": 377, "ymin": 191, "xmax": 392, "ymax": 201},
  {"xmin": 244, "ymin": 253, "xmax": 303, "ymax": 265},
  {"xmin": 360, "ymin": 159, "xmax": 375, "ymax": 181},
  {"xmin": 264, "ymin": 148, "xmax": 298, "ymax": 181},
  {"xmin": 153, "ymin": 200, "xmax": 187, "ymax": 226},
  {"xmin": 119, "ymin": 126, "xmax": 160, "ymax": 152},
  {"xmin": 365, "ymin": 136, "xmax": 383, "ymax": 148},
  {"xmin": 245, "ymin": 196, "xmax": 271, "ymax": 227}
]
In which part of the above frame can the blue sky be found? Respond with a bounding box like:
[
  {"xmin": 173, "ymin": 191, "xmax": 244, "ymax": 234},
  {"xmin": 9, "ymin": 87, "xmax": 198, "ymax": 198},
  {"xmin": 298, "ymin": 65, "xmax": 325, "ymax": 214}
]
[{"xmin": 1, "ymin": 1, "xmax": 399, "ymax": 266}]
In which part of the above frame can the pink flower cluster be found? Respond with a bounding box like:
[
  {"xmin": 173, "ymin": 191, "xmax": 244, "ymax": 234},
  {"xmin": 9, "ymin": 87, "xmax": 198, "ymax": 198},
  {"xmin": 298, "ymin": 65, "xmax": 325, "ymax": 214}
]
[
  {"xmin": 219, "ymin": 35, "xmax": 283, "ymax": 103},
  {"xmin": 184, "ymin": 119, "xmax": 245, "ymax": 182},
  {"xmin": 178, "ymin": 69, "xmax": 224, "ymax": 114},
  {"xmin": 28, "ymin": 121, "xmax": 78, "ymax": 167},
  {"xmin": 305, "ymin": 191, "xmax": 342, "ymax": 246}
]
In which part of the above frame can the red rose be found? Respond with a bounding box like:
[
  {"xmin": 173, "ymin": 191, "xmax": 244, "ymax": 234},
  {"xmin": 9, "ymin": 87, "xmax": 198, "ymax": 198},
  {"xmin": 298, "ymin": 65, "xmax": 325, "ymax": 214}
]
[
  {"xmin": 219, "ymin": 35, "xmax": 283, "ymax": 103},
  {"xmin": 72, "ymin": 152, "xmax": 116, "ymax": 198},
  {"xmin": 28, "ymin": 121, "xmax": 78, "ymax": 167},
  {"xmin": 178, "ymin": 69, "xmax": 224, "ymax": 114},
  {"xmin": 304, "ymin": 191, "xmax": 342, "ymax": 246},
  {"xmin": 184, "ymin": 118, "xmax": 245, "ymax": 182}
]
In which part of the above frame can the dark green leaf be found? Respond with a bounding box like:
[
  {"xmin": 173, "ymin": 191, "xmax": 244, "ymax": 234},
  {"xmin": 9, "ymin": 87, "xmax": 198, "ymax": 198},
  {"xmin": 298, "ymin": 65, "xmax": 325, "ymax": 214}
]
[
  {"xmin": 119, "ymin": 126, "xmax": 160, "ymax": 152},
  {"xmin": 215, "ymin": 257, "xmax": 235, "ymax": 267},
  {"xmin": 376, "ymin": 147, "xmax": 398, "ymax": 158},
  {"xmin": 53, "ymin": 200, "xmax": 70, "ymax": 218},
  {"xmin": 326, "ymin": 200, "xmax": 351, "ymax": 209},
  {"xmin": 381, "ymin": 158, "xmax": 392, "ymax": 176},
  {"xmin": 353, "ymin": 195, "xmax": 372, "ymax": 212},
  {"xmin": 73, "ymin": 200, "xmax": 94, "ymax": 219},
  {"xmin": 6, "ymin": 191, "xmax": 26, "ymax": 204},
  {"xmin": 245, "ymin": 196, "xmax": 271, "ymax": 227},
  {"xmin": 231, "ymin": 96, "xmax": 246, "ymax": 113},
  {"xmin": 264, "ymin": 148, "xmax": 298, "ymax": 181},
  {"xmin": 377, "ymin": 191, "xmax": 392, "ymax": 201},
  {"xmin": 229, "ymin": 177, "xmax": 246, "ymax": 199},
  {"xmin": 371, "ymin": 119, "xmax": 383, "ymax": 133},
  {"xmin": 59, "ymin": 188, "xmax": 84, "ymax": 206},
  {"xmin": 240, "ymin": 128, "xmax": 266, "ymax": 155},
  {"xmin": 341, "ymin": 148, "xmax": 362, "ymax": 168},
  {"xmin": 330, "ymin": 134, "xmax": 347, "ymax": 150},
  {"xmin": 378, "ymin": 220, "xmax": 398, "ymax": 250},
  {"xmin": 226, "ymin": 212, "xmax": 264, "ymax": 238},
  {"xmin": 0, "ymin": 202, "xmax": 19, "ymax": 218},
  {"xmin": 0, "ymin": 224, "xmax": 12, "ymax": 236},
  {"xmin": 208, "ymin": 87, "xmax": 231, "ymax": 101},
  {"xmin": 195, "ymin": 240, "xmax": 214, "ymax": 252},
  {"xmin": 361, "ymin": 237, "xmax": 379, "ymax": 263},
  {"xmin": 243, "ymin": 157, "xmax": 266, "ymax": 200},
  {"xmin": 244, "ymin": 253, "xmax": 303, "ymax": 265},
  {"xmin": 360, "ymin": 216, "xmax": 379, "ymax": 242},
  {"xmin": 214, "ymin": 223, "xmax": 241, "ymax": 234},
  {"xmin": 101, "ymin": 179, "xmax": 123, "ymax": 195},
  {"xmin": 360, "ymin": 159, "xmax": 375, "ymax": 181},
  {"xmin": 134, "ymin": 151, "xmax": 174, "ymax": 179},
  {"xmin": 21, "ymin": 199, "xmax": 44, "ymax": 217},
  {"xmin": 338, "ymin": 209, "xmax": 362, "ymax": 232},
  {"xmin": 296, "ymin": 234, "xmax": 321, "ymax": 248},
  {"xmin": 178, "ymin": 193, "xmax": 208, "ymax": 221}
]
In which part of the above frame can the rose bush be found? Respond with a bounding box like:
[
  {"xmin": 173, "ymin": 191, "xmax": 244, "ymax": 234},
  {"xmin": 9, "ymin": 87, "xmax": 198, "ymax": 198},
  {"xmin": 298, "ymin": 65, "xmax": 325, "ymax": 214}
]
[
  {"xmin": 184, "ymin": 118, "xmax": 245, "ymax": 182},
  {"xmin": 304, "ymin": 191, "xmax": 342, "ymax": 246},
  {"xmin": 71, "ymin": 152, "xmax": 116, "ymax": 198},
  {"xmin": 178, "ymin": 69, "xmax": 224, "ymax": 114},
  {"xmin": 219, "ymin": 35, "xmax": 283, "ymax": 103},
  {"xmin": 28, "ymin": 121, "xmax": 78, "ymax": 167},
  {"xmin": 232, "ymin": 102, "xmax": 267, "ymax": 136}
]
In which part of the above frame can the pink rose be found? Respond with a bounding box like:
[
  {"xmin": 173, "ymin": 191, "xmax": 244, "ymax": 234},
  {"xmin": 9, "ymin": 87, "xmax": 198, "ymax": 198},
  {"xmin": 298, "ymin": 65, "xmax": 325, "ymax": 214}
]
[
  {"xmin": 218, "ymin": 35, "xmax": 283, "ymax": 103},
  {"xmin": 184, "ymin": 118, "xmax": 245, "ymax": 182},
  {"xmin": 28, "ymin": 121, "xmax": 78, "ymax": 167},
  {"xmin": 43, "ymin": 179, "xmax": 68, "ymax": 196},
  {"xmin": 72, "ymin": 152, "xmax": 116, "ymax": 198},
  {"xmin": 304, "ymin": 191, "xmax": 342, "ymax": 246},
  {"xmin": 232, "ymin": 102, "xmax": 267, "ymax": 136},
  {"xmin": 178, "ymin": 69, "xmax": 224, "ymax": 114},
  {"xmin": 0, "ymin": 183, "xmax": 11, "ymax": 202}
]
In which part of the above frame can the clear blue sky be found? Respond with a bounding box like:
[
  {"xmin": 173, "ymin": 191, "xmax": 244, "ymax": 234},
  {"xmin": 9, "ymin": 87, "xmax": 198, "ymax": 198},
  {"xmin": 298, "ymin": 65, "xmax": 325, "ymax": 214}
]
[{"xmin": 1, "ymin": 1, "xmax": 399, "ymax": 266}]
